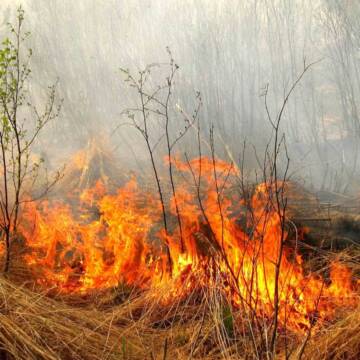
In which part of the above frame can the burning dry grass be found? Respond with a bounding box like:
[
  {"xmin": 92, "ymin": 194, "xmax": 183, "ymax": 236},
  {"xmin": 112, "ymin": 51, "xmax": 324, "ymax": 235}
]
[
  {"xmin": 304, "ymin": 305, "xmax": 360, "ymax": 360},
  {"xmin": 1, "ymin": 146, "xmax": 360, "ymax": 359},
  {"xmin": 0, "ymin": 266, "xmax": 359, "ymax": 360}
]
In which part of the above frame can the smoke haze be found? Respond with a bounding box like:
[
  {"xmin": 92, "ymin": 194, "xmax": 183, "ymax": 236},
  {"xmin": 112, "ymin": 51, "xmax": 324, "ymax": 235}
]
[{"xmin": 1, "ymin": 0, "xmax": 359, "ymax": 193}]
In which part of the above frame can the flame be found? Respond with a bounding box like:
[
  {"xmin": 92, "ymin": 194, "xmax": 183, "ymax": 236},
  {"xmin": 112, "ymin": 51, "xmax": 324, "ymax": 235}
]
[{"xmin": 17, "ymin": 153, "xmax": 358, "ymax": 332}]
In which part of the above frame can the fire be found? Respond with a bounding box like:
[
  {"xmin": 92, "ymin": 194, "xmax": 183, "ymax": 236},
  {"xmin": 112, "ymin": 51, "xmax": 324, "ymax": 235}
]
[{"xmin": 17, "ymin": 152, "xmax": 358, "ymax": 332}]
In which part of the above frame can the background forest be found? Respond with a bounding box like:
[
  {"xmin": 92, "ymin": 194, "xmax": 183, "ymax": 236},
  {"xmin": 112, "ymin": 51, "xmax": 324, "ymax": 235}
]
[{"xmin": 1, "ymin": 0, "xmax": 360, "ymax": 194}]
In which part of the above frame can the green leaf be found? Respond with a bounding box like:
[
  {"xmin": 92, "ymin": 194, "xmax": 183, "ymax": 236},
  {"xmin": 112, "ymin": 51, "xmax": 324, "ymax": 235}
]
[{"xmin": 222, "ymin": 304, "xmax": 234, "ymax": 338}]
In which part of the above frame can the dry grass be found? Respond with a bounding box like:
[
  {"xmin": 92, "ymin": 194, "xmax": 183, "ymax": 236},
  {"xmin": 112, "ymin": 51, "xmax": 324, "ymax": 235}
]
[
  {"xmin": 302, "ymin": 305, "xmax": 360, "ymax": 360},
  {"xmin": 0, "ymin": 264, "xmax": 359, "ymax": 360},
  {"xmin": 0, "ymin": 276, "xmax": 137, "ymax": 360}
]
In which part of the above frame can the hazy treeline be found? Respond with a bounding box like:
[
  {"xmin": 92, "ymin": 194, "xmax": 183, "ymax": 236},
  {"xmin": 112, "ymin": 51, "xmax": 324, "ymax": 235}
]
[{"xmin": 0, "ymin": 0, "xmax": 359, "ymax": 193}]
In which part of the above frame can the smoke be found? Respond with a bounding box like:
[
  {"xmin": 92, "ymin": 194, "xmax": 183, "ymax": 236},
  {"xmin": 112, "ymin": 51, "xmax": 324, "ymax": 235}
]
[{"xmin": 1, "ymin": 0, "xmax": 360, "ymax": 193}]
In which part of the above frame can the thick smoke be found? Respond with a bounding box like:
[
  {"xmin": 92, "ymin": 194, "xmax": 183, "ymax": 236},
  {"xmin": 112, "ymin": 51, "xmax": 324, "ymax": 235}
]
[{"xmin": 1, "ymin": 0, "xmax": 359, "ymax": 193}]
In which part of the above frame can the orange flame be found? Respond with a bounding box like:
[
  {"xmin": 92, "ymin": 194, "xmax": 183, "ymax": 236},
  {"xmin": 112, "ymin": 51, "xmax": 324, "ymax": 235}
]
[{"xmin": 18, "ymin": 154, "xmax": 358, "ymax": 332}]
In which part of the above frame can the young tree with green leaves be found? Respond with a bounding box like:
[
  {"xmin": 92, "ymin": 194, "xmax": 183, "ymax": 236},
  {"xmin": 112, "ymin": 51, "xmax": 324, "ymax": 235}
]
[{"xmin": 0, "ymin": 7, "xmax": 62, "ymax": 273}]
